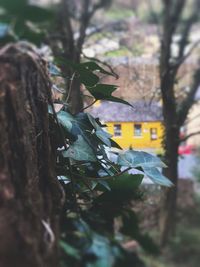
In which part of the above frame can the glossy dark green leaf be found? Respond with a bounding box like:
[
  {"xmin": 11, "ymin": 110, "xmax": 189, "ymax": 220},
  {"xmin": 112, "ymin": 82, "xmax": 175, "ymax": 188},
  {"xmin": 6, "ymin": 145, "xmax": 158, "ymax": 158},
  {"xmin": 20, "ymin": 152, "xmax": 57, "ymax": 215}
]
[
  {"xmin": 85, "ymin": 233, "xmax": 117, "ymax": 267},
  {"xmin": 57, "ymin": 110, "xmax": 74, "ymax": 132},
  {"xmin": 118, "ymin": 150, "xmax": 167, "ymax": 168},
  {"xmin": 22, "ymin": 5, "xmax": 53, "ymax": 22},
  {"xmin": 86, "ymin": 84, "xmax": 132, "ymax": 106},
  {"xmin": 81, "ymin": 61, "xmax": 115, "ymax": 77},
  {"xmin": 96, "ymin": 129, "xmax": 112, "ymax": 147},
  {"xmin": 110, "ymin": 139, "xmax": 122, "ymax": 150},
  {"xmin": 0, "ymin": 0, "xmax": 27, "ymax": 13},
  {"xmin": 79, "ymin": 68, "xmax": 99, "ymax": 87},
  {"xmin": 60, "ymin": 240, "xmax": 81, "ymax": 260},
  {"xmin": 62, "ymin": 135, "xmax": 97, "ymax": 162},
  {"xmin": 142, "ymin": 167, "xmax": 173, "ymax": 187},
  {"xmin": 97, "ymin": 180, "xmax": 111, "ymax": 191},
  {"xmin": 107, "ymin": 173, "xmax": 143, "ymax": 192}
]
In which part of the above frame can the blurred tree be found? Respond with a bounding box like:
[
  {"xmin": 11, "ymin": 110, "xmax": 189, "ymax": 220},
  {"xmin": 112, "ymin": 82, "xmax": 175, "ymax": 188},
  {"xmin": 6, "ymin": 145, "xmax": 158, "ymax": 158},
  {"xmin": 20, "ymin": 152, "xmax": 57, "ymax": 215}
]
[
  {"xmin": 159, "ymin": 0, "xmax": 200, "ymax": 246},
  {"xmin": 47, "ymin": 0, "xmax": 112, "ymax": 113}
]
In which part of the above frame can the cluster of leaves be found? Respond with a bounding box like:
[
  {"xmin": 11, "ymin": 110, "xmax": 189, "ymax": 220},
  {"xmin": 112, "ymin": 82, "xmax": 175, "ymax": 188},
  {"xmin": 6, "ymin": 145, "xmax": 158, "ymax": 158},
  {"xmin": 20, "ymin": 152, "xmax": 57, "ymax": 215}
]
[
  {"xmin": 0, "ymin": 0, "xmax": 53, "ymax": 45},
  {"xmin": 48, "ymin": 61, "xmax": 172, "ymax": 267}
]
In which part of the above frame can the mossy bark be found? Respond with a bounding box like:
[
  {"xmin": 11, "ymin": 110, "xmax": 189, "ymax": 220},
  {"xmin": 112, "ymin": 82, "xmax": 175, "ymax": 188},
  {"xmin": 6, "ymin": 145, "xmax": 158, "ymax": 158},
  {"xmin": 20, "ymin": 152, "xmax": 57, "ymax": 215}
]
[{"xmin": 0, "ymin": 44, "xmax": 62, "ymax": 267}]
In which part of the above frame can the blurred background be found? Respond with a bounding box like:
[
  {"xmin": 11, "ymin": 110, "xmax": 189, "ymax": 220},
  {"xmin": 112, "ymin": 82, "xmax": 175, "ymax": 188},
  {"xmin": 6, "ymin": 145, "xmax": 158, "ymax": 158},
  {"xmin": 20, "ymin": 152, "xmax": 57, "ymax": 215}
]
[{"xmin": 0, "ymin": 0, "xmax": 200, "ymax": 266}]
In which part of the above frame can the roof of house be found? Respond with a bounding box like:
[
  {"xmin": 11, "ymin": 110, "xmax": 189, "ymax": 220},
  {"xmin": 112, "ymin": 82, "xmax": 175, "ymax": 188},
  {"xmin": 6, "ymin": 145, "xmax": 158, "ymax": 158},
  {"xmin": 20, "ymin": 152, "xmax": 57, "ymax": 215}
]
[{"xmin": 89, "ymin": 101, "xmax": 163, "ymax": 122}]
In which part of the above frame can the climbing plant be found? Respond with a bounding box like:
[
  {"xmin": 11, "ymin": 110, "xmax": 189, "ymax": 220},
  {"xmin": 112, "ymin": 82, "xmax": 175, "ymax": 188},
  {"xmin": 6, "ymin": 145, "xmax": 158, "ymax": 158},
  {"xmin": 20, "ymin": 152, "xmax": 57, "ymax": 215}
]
[{"xmin": 48, "ymin": 60, "xmax": 172, "ymax": 267}]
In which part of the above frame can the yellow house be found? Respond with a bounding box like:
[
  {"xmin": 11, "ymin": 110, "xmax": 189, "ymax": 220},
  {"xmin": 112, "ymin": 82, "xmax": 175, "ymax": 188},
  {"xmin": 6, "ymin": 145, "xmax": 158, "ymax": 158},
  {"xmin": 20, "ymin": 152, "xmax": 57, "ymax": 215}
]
[{"xmin": 90, "ymin": 101, "xmax": 164, "ymax": 151}]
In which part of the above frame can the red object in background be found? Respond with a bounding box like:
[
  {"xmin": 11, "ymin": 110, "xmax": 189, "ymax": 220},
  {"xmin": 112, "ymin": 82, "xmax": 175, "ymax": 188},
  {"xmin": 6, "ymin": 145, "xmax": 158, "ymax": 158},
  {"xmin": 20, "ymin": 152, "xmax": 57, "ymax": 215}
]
[{"xmin": 178, "ymin": 144, "xmax": 195, "ymax": 155}]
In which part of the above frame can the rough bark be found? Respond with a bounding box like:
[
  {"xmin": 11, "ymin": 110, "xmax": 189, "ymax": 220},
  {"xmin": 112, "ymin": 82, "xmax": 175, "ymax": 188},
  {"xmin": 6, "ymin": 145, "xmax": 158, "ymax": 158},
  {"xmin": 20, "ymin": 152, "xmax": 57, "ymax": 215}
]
[{"xmin": 0, "ymin": 44, "xmax": 62, "ymax": 267}]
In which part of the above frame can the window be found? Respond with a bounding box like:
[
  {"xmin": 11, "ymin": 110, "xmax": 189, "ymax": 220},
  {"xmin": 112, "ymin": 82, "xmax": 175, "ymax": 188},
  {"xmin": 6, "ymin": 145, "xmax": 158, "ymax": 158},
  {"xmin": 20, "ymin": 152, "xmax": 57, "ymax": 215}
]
[
  {"xmin": 113, "ymin": 124, "xmax": 122, "ymax": 137},
  {"xmin": 150, "ymin": 128, "xmax": 158, "ymax": 140},
  {"xmin": 134, "ymin": 124, "xmax": 142, "ymax": 136}
]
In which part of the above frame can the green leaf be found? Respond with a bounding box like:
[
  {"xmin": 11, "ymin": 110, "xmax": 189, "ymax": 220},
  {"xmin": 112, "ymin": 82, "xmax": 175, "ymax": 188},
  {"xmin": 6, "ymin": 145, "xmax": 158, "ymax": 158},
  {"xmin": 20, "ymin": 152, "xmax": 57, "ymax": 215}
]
[
  {"xmin": 62, "ymin": 135, "xmax": 97, "ymax": 162},
  {"xmin": 60, "ymin": 240, "xmax": 81, "ymax": 260},
  {"xmin": 87, "ymin": 84, "xmax": 117, "ymax": 98},
  {"xmin": 96, "ymin": 129, "xmax": 112, "ymax": 147},
  {"xmin": 97, "ymin": 180, "xmax": 111, "ymax": 191},
  {"xmin": 22, "ymin": 5, "xmax": 53, "ymax": 23},
  {"xmin": 57, "ymin": 110, "xmax": 74, "ymax": 132},
  {"xmin": 80, "ymin": 61, "xmax": 115, "ymax": 77},
  {"xmin": 87, "ymin": 113, "xmax": 101, "ymax": 130},
  {"xmin": 142, "ymin": 167, "xmax": 173, "ymax": 187},
  {"xmin": 120, "ymin": 210, "xmax": 139, "ymax": 238},
  {"xmin": 86, "ymin": 84, "xmax": 132, "ymax": 106},
  {"xmin": 79, "ymin": 68, "xmax": 99, "ymax": 87},
  {"xmin": 107, "ymin": 173, "xmax": 143, "ymax": 192},
  {"xmin": 110, "ymin": 139, "xmax": 122, "ymax": 150},
  {"xmin": 118, "ymin": 150, "xmax": 167, "ymax": 169},
  {"xmin": 85, "ymin": 233, "xmax": 117, "ymax": 267},
  {"xmin": 0, "ymin": 0, "xmax": 27, "ymax": 13}
]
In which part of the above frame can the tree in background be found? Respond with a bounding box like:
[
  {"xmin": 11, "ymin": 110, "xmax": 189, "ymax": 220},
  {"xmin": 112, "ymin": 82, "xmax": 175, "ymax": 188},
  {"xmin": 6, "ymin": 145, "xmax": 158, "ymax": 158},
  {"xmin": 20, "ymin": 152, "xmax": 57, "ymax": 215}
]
[
  {"xmin": 47, "ymin": 0, "xmax": 112, "ymax": 113},
  {"xmin": 159, "ymin": 0, "xmax": 200, "ymax": 246}
]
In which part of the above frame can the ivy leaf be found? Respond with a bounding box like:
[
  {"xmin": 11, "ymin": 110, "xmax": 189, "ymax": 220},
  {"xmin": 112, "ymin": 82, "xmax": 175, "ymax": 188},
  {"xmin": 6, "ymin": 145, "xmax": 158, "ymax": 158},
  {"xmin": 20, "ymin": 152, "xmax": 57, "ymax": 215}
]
[
  {"xmin": 97, "ymin": 180, "xmax": 111, "ymax": 191},
  {"xmin": 60, "ymin": 240, "xmax": 81, "ymax": 260},
  {"xmin": 110, "ymin": 139, "xmax": 122, "ymax": 150},
  {"xmin": 80, "ymin": 61, "xmax": 115, "ymax": 77},
  {"xmin": 87, "ymin": 113, "xmax": 101, "ymax": 130},
  {"xmin": 0, "ymin": 0, "xmax": 27, "ymax": 13},
  {"xmin": 57, "ymin": 110, "xmax": 74, "ymax": 132},
  {"xmin": 86, "ymin": 84, "xmax": 132, "ymax": 106},
  {"xmin": 142, "ymin": 167, "xmax": 173, "ymax": 187},
  {"xmin": 117, "ymin": 150, "xmax": 167, "ymax": 169},
  {"xmin": 79, "ymin": 68, "xmax": 99, "ymax": 87},
  {"xmin": 107, "ymin": 173, "xmax": 143, "ymax": 192},
  {"xmin": 85, "ymin": 233, "xmax": 116, "ymax": 267},
  {"xmin": 98, "ymin": 173, "xmax": 143, "ymax": 203},
  {"xmin": 96, "ymin": 129, "xmax": 112, "ymax": 147},
  {"xmin": 87, "ymin": 113, "xmax": 112, "ymax": 146},
  {"xmin": 62, "ymin": 135, "xmax": 97, "ymax": 162},
  {"xmin": 22, "ymin": 5, "xmax": 53, "ymax": 23}
]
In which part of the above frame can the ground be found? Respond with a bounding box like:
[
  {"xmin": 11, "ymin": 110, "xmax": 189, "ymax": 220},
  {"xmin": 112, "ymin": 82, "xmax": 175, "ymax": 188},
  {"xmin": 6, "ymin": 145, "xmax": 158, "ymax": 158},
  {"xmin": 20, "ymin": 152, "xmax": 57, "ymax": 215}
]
[{"xmin": 137, "ymin": 182, "xmax": 200, "ymax": 267}]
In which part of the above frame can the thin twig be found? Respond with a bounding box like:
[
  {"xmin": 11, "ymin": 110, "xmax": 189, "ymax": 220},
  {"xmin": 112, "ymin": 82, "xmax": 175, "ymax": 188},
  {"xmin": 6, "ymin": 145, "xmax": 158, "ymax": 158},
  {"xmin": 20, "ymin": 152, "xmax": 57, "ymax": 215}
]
[
  {"xmin": 79, "ymin": 99, "xmax": 97, "ymax": 112},
  {"xmin": 66, "ymin": 72, "xmax": 76, "ymax": 103},
  {"xmin": 179, "ymin": 130, "xmax": 200, "ymax": 143}
]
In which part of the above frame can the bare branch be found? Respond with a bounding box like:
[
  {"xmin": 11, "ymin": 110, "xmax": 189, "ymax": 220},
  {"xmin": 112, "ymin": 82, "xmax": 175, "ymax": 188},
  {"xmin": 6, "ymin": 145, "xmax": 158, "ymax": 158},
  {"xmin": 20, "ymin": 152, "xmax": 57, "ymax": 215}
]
[
  {"xmin": 66, "ymin": 72, "xmax": 76, "ymax": 103},
  {"xmin": 79, "ymin": 99, "xmax": 97, "ymax": 113},
  {"xmin": 178, "ymin": 66, "xmax": 200, "ymax": 126},
  {"xmin": 180, "ymin": 130, "xmax": 200, "ymax": 143}
]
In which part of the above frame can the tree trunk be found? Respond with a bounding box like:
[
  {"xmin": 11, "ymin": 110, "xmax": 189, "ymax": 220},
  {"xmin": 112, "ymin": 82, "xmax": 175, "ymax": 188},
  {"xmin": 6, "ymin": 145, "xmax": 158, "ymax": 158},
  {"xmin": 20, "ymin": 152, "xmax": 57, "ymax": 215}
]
[
  {"xmin": 0, "ymin": 44, "xmax": 62, "ymax": 267},
  {"xmin": 159, "ymin": 130, "xmax": 179, "ymax": 246}
]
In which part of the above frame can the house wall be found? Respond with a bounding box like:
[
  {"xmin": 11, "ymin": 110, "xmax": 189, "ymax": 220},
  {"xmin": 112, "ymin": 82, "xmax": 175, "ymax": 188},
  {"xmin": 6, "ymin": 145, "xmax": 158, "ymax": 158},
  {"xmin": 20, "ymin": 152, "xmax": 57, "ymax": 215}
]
[{"xmin": 106, "ymin": 121, "xmax": 163, "ymax": 150}]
